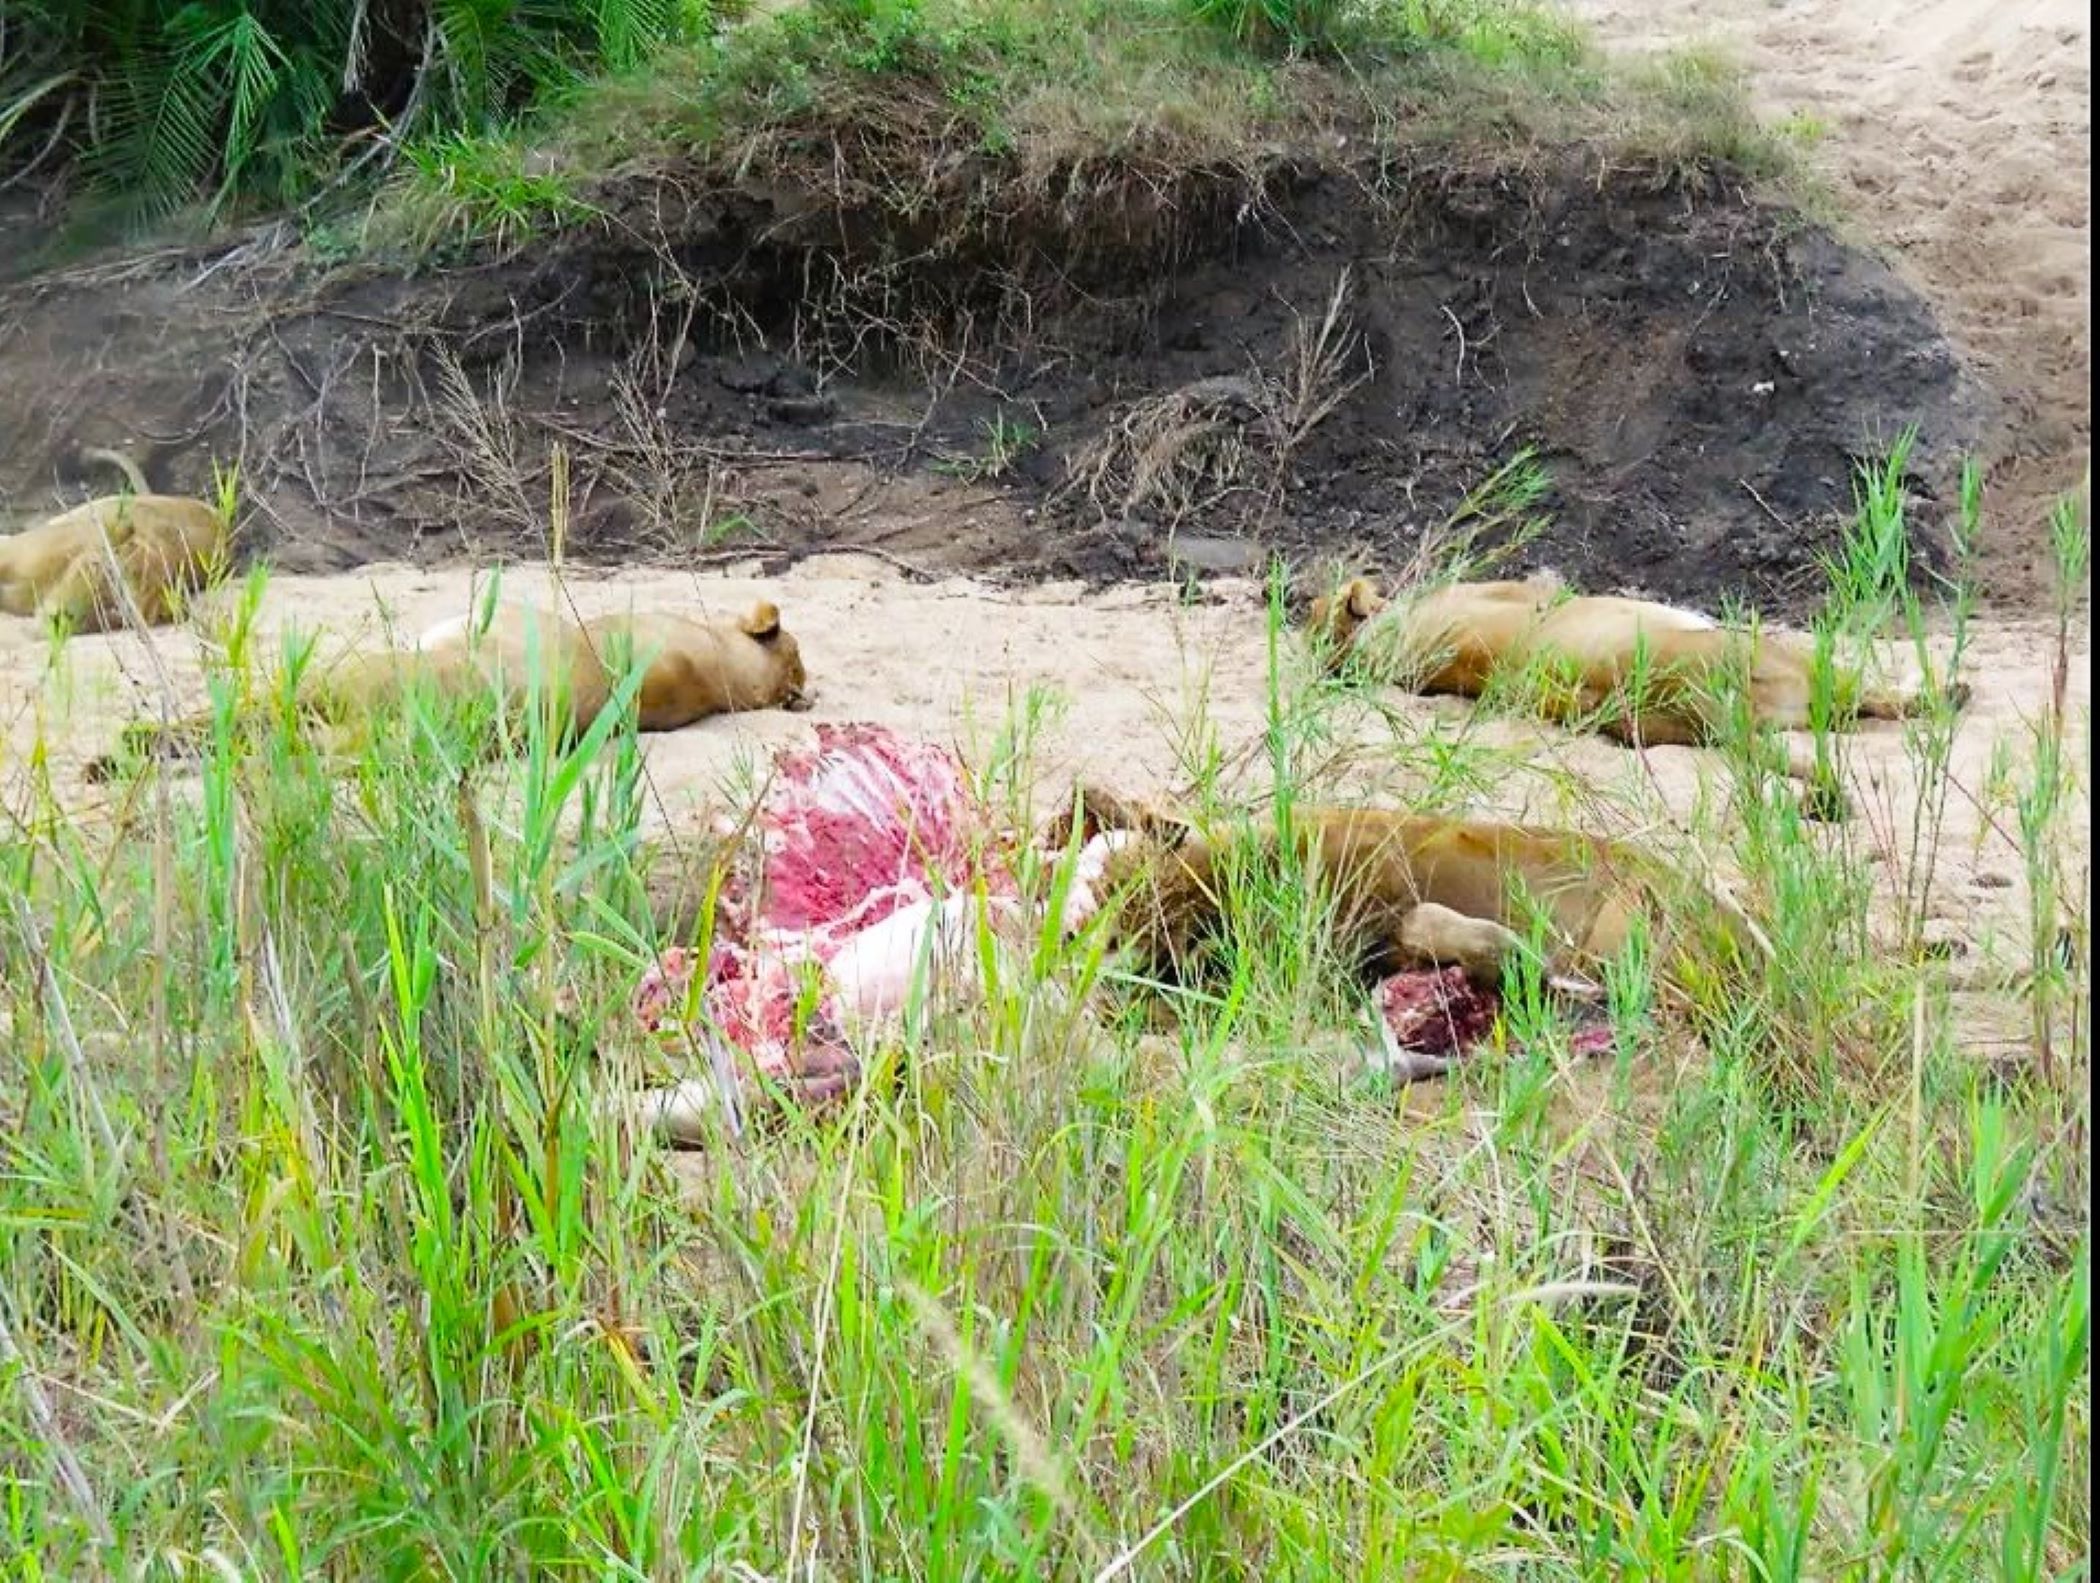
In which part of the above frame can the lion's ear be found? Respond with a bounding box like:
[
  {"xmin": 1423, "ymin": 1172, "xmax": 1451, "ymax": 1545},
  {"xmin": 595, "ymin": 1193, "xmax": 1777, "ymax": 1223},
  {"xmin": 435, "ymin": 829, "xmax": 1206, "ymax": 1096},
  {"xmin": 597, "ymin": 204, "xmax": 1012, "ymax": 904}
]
[
  {"xmin": 739, "ymin": 601, "xmax": 782, "ymax": 641},
  {"xmin": 1346, "ymin": 579, "xmax": 1382, "ymax": 620},
  {"xmin": 1129, "ymin": 804, "xmax": 1201, "ymax": 853}
]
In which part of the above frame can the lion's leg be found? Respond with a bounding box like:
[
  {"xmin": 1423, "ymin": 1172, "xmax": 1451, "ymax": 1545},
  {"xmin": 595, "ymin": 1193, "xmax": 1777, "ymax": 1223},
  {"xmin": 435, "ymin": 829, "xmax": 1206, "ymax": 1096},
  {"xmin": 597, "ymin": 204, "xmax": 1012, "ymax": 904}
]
[
  {"xmin": 1592, "ymin": 706, "xmax": 1708, "ymax": 751},
  {"xmin": 0, "ymin": 554, "xmax": 40, "ymax": 616},
  {"xmin": 1852, "ymin": 686, "xmax": 1907, "ymax": 721},
  {"xmin": 1754, "ymin": 733, "xmax": 1850, "ymax": 823},
  {"xmin": 117, "ymin": 537, "xmax": 188, "ymax": 627},
  {"xmin": 1394, "ymin": 900, "xmax": 1614, "ymax": 1004},
  {"xmin": 1755, "ymin": 630, "xmax": 1972, "ymax": 726},
  {"xmin": 1853, "ymin": 677, "xmax": 1975, "ymax": 720},
  {"xmin": 1588, "ymin": 657, "xmax": 1859, "ymax": 823},
  {"xmin": 35, "ymin": 551, "xmax": 122, "ymax": 635},
  {"xmin": 1394, "ymin": 902, "xmax": 1527, "ymax": 985}
]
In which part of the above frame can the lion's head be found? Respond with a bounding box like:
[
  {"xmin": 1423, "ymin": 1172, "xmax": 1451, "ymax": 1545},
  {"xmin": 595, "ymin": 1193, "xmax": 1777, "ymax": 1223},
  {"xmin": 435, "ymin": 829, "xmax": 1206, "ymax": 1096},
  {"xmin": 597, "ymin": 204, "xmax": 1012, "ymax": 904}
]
[
  {"xmin": 1304, "ymin": 576, "xmax": 1387, "ymax": 673},
  {"xmin": 729, "ymin": 600, "xmax": 812, "ymax": 712}
]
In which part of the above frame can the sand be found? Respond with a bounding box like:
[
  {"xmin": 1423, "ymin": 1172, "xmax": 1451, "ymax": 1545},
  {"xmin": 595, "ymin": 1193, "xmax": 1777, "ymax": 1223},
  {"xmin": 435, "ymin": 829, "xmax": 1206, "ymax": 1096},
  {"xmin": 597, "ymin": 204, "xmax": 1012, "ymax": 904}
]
[
  {"xmin": 0, "ymin": 0, "xmax": 2087, "ymax": 1004},
  {"xmin": 1567, "ymin": 0, "xmax": 2091, "ymax": 601},
  {"xmin": 1, "ymin": 559, "xmax": 2085, "ymax": 1002}
]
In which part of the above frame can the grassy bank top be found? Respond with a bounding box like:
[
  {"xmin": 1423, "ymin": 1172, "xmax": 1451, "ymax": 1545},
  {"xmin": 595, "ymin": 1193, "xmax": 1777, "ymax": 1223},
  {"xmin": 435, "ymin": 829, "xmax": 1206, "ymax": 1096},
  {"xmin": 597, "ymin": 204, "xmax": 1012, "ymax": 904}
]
[{"xmin": 3, "ymin": 0, "xmax": 1794, "ymax": 262}]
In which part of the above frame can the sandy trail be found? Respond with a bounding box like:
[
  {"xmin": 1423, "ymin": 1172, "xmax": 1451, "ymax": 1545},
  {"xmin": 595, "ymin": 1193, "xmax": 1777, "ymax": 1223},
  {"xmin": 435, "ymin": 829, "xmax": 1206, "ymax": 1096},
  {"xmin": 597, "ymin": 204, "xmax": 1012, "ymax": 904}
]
[
  {"xmin": 2, "ymin": 564, "xmax": 2085, "ymax": 1009},
  {"xmin": 1566, "ymin": 0, "xmax": 2091, "ymax": 599}
]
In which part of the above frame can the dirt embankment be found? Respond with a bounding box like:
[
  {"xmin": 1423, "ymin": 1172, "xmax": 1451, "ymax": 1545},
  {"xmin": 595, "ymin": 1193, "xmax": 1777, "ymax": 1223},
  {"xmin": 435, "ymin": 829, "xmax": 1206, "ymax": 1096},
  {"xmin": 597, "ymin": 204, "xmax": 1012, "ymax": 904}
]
[
  {"xmin": 1569, "ymin": 0, "xmax": 2090, "ymax": 603},
  {"xmin": 0, "ymin": 131, "xmax": 1984, "ymax": 622}
]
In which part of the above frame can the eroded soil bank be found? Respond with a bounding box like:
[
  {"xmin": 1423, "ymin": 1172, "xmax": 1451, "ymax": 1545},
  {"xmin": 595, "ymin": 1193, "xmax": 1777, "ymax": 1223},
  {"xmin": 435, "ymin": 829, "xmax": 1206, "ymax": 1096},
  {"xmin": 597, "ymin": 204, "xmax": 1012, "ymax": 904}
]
[{"xmin": 1, "ymin": 141, "xmax": 1983, "ymax": 620}]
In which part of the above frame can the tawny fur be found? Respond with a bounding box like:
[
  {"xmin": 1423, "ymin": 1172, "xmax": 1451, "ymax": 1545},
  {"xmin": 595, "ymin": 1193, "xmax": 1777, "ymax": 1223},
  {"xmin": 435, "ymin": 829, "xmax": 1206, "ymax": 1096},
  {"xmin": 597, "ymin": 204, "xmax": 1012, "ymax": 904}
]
[
  {"xmin": 1305, "ymin": 573, "xmax": 1966, "ymax": 813},
  {"xmin": 0, "ymin": 450, "xmax": 228, "ymax": 633},
  {"xmin": 1078, "ymin": 795, "xmax": 1767, "ymax": 994},
  {"xmin": 584, "ymin": 605, "xmax": 811, "ymax": 729},
  {"xmin": 88, "ymin": 598, "xmax": 810, "ymax": 780}
]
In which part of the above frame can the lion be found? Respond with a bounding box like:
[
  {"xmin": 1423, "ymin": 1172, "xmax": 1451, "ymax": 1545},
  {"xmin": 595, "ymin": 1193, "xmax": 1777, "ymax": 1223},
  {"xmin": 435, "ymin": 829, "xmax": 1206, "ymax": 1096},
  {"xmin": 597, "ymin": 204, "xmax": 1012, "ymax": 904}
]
[
  {"xmin": 86, "ymin": 597, "xmax": 811, "ymax": 780},
  {"xmin": 582, "ymin": 607, "xmax": 813, "ymax": 729},
  {"xmin": 1055, "ymin": 786, "xmax": 1768, "ymax": 997},
  {"xmin": 1304, "ymin": 571, "xmax": 1968, "ymax": 819},
  {"xmin": 0, "ymin": 449, "xmax": 229, "ymax": 633}
]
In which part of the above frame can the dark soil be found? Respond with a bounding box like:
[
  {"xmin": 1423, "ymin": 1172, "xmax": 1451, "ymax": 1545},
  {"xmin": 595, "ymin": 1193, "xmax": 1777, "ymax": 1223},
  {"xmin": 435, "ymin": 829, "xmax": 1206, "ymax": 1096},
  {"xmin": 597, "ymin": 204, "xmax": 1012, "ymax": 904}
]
[{"xmin": 0, "ymin": 139, "xmax": 1987, "ymax": 620}]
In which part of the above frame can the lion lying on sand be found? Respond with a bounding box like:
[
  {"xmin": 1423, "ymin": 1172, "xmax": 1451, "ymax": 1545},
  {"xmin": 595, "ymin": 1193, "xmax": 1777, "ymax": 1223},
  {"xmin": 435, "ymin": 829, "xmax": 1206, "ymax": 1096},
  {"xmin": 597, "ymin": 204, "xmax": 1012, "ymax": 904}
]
[
  {"xmin": 0, "ymin": 450, "xmax": 228, "ymax": 633},
  {"xmin": 1053, "ymin": 785, "xmax": 1768, "ymax": 998},
  {"xmin": 87, "ymin": 598, "xmax": 811, "ymax": 780},
  {"xmin": 1306, "ymin": 571, "xmax": 1967, "ymax": 818}
]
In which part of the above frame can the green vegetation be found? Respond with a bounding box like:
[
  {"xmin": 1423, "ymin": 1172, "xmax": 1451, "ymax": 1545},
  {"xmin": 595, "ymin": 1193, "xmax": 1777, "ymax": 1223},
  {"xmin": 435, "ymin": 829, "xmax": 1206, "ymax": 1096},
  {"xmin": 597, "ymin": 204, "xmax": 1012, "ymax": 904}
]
[
  {"xmin": 3, "ymin": 0, "xmax": 1789, "ymax": 252},
  {"xmin": 0, "ymin": 455, "xmax": 2086, "ymax": 1575},
  {"xmin": 364, "ymin": 0, "xmax": 1786, "ymax": 259},
  {"xmin": 936, "ymin": 413, "xmax": 1043, "ymax": 482},
  {"xmin": 0, "ymin": 0, "xmax": 702, "ymax": 228},
  {"xmin": 3, "ymin": 0, "xmax": 2076, "ymax": 1574}
]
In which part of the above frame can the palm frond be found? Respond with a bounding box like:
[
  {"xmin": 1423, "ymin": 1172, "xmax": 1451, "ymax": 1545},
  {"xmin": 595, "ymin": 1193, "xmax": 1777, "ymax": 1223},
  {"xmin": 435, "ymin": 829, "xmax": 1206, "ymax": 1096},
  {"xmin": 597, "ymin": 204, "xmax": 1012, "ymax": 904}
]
[{"xmin": 4, "ymin": 0, "xmax": 687, "ymax": 212}]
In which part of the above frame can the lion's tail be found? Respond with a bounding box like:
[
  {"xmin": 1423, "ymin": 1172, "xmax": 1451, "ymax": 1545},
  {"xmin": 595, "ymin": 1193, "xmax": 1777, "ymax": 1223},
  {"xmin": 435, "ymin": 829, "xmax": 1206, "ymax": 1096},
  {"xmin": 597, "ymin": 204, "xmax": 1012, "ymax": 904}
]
[
  {"xmin": 79, "ymin": 446, "xmax": 151, "ymax": 499},
  {"xmin": 81, "ymin": 701, "xmax": 302, "ymax": 781},
  {"xmin": 85, "ymin": 711, "xmax": 240, "ymax": 784}
]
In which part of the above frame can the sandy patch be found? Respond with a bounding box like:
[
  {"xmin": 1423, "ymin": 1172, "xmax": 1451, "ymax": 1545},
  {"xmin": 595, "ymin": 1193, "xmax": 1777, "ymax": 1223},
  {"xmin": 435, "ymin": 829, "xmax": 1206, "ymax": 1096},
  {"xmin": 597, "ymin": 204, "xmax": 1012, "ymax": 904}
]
[
  {"xmin": 1, "ymin": 563, "xmax": 2084, "ymax": 997},
  {"xmin": 0, "ymin": 558, "xmax": 1273, "ymax": 823},
  {"xmin": 1565, "ymin": 0, "xmax": 2091, "ymax": 600}
]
